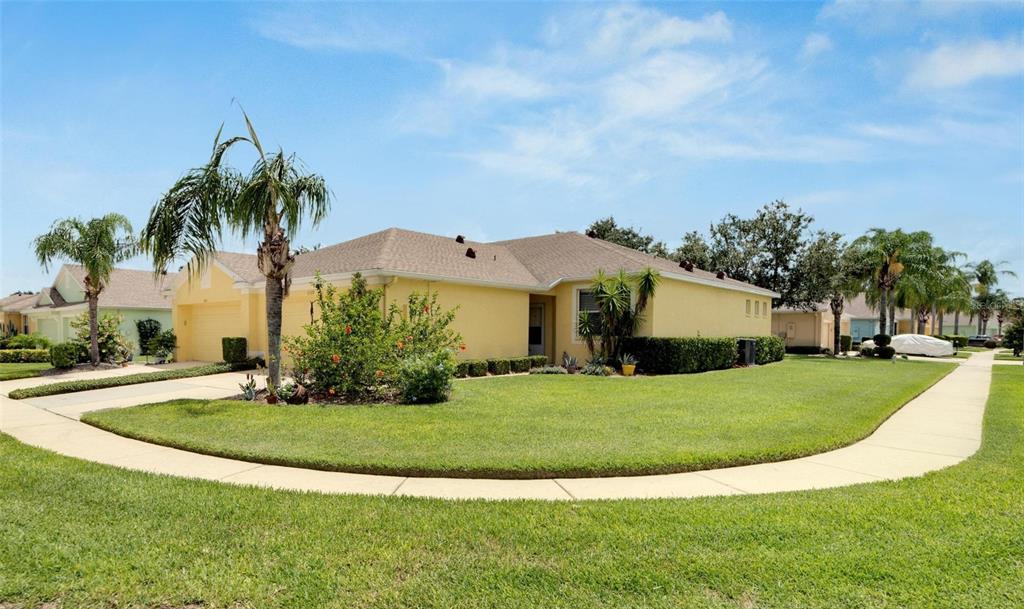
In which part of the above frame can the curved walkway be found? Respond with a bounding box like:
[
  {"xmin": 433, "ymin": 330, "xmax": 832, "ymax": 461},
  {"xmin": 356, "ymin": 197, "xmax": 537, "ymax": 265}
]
[{"xmin": 0, "ymin": 353, "xmax": 993, "ymax": 501}]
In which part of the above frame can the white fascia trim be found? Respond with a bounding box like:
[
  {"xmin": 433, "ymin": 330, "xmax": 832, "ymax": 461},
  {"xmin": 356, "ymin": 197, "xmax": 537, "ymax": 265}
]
[{"xmin": 546, "ymin": 272, "xmax": 779, "ymax": 298}]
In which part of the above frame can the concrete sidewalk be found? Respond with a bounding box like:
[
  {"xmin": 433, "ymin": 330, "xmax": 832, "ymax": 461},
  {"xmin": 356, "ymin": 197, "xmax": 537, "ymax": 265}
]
[{"xmin": 0, "ymin": 353, "xmax": 993, "ymax": 501}]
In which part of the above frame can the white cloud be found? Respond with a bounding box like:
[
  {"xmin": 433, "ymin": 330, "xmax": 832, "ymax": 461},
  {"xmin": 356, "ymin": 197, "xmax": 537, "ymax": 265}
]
[
  {"xmin": 801, "ymin": 33, "xmax": 833, "ymax": 59},
  {"xmin": 582, "ymin": 7, "xmax": 733, "ymax": 56},
  {"xmin": 250, "ymin": 8, "xmax": 412, "ymax": 54},
  {"xmin": 439, "ymin": 61, "xmax": 554, "ymax": 101},
  {"xmin": 907, "ymin": 38, "xmax": 1024, "ymax": 88},
  {"xmin": 853, "ymin": 122, "xmax": 936, "ymax": 144}
]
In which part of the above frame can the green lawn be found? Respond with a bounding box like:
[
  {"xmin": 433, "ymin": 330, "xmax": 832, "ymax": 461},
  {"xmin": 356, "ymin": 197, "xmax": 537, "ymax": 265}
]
[
  {"xmin": 0, "ymin": 362, "xmax": 52, "ymax": 381},
  {"xmin": 3, "ymin": 367, "xmax": 1022, "ymax": 608},
  {"xmin": 84, "ymin": 358, "xmax": 953, "ymax": 478},
  {"xmin": 995, "ymin": 352, "xmax": 1022, "ymax": 362}
]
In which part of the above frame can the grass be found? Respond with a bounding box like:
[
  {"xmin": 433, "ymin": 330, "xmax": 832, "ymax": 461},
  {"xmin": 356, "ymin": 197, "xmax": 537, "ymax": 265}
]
[
  {"xmin": 2, "ymin": 367, "xmax": 1022, "ymax": 608},
  {"xmin": 7, "ymin": 361, "xmax": 258, "ymax": 399},
  {"xmin": 0, "ymin": 362, "xmax": 52, "ymax": 381},
  {"xmin": 84, "ymin": 358, "xmax": 953, "ymax": 479}
]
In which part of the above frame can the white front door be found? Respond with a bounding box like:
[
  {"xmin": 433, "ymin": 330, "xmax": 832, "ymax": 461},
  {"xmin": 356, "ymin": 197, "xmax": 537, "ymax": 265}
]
[{"xmin": 528, "ymin": 303, "xmax": 544, "ymax": 356}]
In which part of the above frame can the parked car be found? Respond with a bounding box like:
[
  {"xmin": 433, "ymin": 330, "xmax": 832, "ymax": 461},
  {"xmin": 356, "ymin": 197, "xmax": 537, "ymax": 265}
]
[
  {"xmin": 967, "ymin": 335, "xmax": 993, "ymax": 347},
  {"xmin": 889, "ymin": 334, "xmax": 955, "ymax": 357}
]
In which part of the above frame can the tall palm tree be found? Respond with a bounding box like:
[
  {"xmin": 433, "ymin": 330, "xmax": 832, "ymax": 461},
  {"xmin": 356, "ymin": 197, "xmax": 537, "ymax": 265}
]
[
  {"xmin": 848, "ymin": 228, "xmax": 933, "ymax": 336},
  {"xmin": 968, "ymin": 259, "xmax": 1017, "ymax": 296},
  {"xmin": 900, "ymin": 247, "xmax": 963, "ymax": 335},
  {"xmin": 141, "ymin": 112, "xmax": 331, "ymax": 388},
  {"xmin": 937, "ymin": 266, "xmax": 973, "ymax": 336},
  {"xmin": 994, "ymin": 291, "xmax": 1012, "ymax": 335},
  {"xmin": 34, "ymin": 214, "xmax": 137, "ymax": 365}
]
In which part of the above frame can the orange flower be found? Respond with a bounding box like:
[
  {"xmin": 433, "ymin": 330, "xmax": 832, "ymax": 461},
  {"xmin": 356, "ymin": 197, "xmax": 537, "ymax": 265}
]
[
  {"xmin": 396, "ymin": 340, "xmax": 405, "ymax": 350},
  {"xmin": 327, "ymin": 387, "xmax": 336, "ymax": 396},
  {"xmin": 406, "ymin": 335, "xmax": 413, "ymax": 341},
  {"xmin": 423, "ymin": 305, "xmax": 430, "ymax": 313},
  {"xmin": 459, "ymin": 343, "xmax": 467, "ymax": 351},
  {"xmin": 375, "ymin": 369, "xmax": 384, "ymax": 378},
  {"xmin": 344, "ymin": 324, "xmax": 352, "ymax": 335},
  {"xmin": 331, "ymin": 354, "xmax": 341, "ymax": 364}
]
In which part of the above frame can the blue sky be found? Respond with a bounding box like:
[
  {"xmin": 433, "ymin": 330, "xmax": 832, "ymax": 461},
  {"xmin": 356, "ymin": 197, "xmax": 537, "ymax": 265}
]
[{"xmin": 2, "ymin": 1, "xmax": 1022, "ymax": 296}]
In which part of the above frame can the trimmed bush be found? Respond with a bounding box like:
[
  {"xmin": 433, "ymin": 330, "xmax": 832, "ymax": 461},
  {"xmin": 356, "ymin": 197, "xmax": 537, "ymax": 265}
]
[
  {"xmin": 529, "ymin": 365, "xmax": 568, "ymax": 374},
  {"xmin": 860, "ymin": 346, "xmax": 874, "ymax": 357},
  {"xmin": 528, "ymin": 355, "xmax": 548, "ymax": 368},
  {"xmin": 135, "ymin": 319, "xmax": 162, "ymax": 355},
  {"xmin": 398, "ymin": 349, "xmax": 456, "ymax": 404},
  {"xmin": 455, "ymin": 360, "xmax": 470, "ymax": 378},
  {"xmin": 509, "ymin": 357, "xmax": 531, "ymax": 373},
  {"xmin": 222, "ymin": 337, "xmax": 248, "ymax": 363},
  {"xmin": 0, "ymin": 349, "xmax": 51, "ymax": 363},
  {"xmin": 943, "ymin": 335, "xmax": 968, "ymax": 348},
  {"xmin": 2, "ymin": 333, "xmax": 51, "ymax": 350},
  {"xmin": 487, "ymin": 358, "xmax": 511, "ymax": 376},
  {"xmin": 840, "ymin": 335, "xmax": 852, "ymax": 353},
  {"xmin": 875, "ymin": 346, "xmax": 896, "ymax": 360},
  {"xmin": 8, "ymin": 361, "xmax": 259, "ymax": 400},
  {"xmin": 49, "ymin": 343, "xmax": 80, "ymax": 368},
  {"xmin": 622, "ymin": 337, "xmax": 736, "ymax": 375},
  {"xmin": 873, "ymin": 334, "xmax": 892, "ymax": 347},
  {"xmin": 751, "ymin": 336, "xmax": 785, "ymax": 365},
  {"xmin": 984, "ymin": 339, "xmax": 998, "ymax": 349},
  {"xmin": 467, "ymin": 359, "xmax": 488, "ymax": 377}
]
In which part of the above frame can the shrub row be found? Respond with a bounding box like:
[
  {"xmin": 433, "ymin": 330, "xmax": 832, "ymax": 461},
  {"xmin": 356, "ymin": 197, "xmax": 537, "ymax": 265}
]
[
  {"xmin": 7, "ymin": 361, "xmax": 260, "ymax": 400},
  {"xmin": 0, "ymin": 349, "xmax": 50, "ymax": 363},
  {"xmin": 454, "ymin": 355, "xmax": 548, "ymax": 378},
  {"xmin": 0, "ymin": 334, "xmax": 51, "ymax": 350},
  {"xmin": 751, "ymin": 336, "xmax": 785, "ymax": 365},
  {"xmin": 937, "ymin": 334, "xmax": 969, "ymax": 348},
  {"xmin": 622, "ymin": 337, "xmax": 737, "ymax": 374}
]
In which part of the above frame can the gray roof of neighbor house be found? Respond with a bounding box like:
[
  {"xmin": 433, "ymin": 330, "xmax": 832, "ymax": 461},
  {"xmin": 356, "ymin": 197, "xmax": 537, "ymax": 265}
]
[
  {"xmin": 25, "ymin": 266, "xmax": 177, "ymax": 311},
  {"xmin": 0, "ymin": 292, "xmax": 39, "ymax": 312},
  {"xmin": 774, "ymin": 294, "xmax": 915, "ymax": 320},
  {"xmin": 208, "ymin": 227, "xmax": 777, "ymax": 297}
]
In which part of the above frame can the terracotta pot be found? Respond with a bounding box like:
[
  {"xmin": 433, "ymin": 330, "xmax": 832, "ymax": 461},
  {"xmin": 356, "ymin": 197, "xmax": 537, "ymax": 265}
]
[
  {"xmin": 266, "ymin": 394, "xmax": 279, "ymax": 405},
  {"xmin": 621, "ymin": 364, "xmax": 636, "ymax": 376}
]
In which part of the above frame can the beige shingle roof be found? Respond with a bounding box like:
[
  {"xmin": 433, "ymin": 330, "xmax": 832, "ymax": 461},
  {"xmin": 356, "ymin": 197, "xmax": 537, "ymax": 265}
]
[
  {"xmin": 210, "ymin": 227, "xmax": 776, "ymax": 296},
  {"xmin": 0, "ymin": 292, "xmax": 39, "ymax": 312},
  {"xmin": 58, "ymin": 266, "xmax": 177, "ymax": 309}
]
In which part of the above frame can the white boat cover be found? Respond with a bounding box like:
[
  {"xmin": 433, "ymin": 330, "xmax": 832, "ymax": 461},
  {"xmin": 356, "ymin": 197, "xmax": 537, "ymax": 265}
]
[{"xmin": 890, "ymin": 334, "xmax": 955, "ymax": 357}]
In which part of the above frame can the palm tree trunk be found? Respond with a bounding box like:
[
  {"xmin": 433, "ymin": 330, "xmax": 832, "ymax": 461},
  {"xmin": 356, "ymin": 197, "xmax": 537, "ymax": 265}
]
[
  {"xmin": 954, "ymin": 310, "xmax": 960, "ymax": 335},
  {"xmin": 889, "ymin": 300, "xmax": 897, "ymax": 335},
  {"xmin": 878, "ymin": 289, "xmax": 888, "ymax": 337},
  {"xmin": 833, "ymin": 311, "xmax": 842, "ymax": 355},
  {"xmin": 266, "ymin": 275, "xmax": 284, "ymax": 387},
  {"xmin": 88, "ymin": 293, "xmax": 100, "ymax": 366},
  {"xmin": 937, "ymin": 311, "xmax": 944, "ymax": 336}
]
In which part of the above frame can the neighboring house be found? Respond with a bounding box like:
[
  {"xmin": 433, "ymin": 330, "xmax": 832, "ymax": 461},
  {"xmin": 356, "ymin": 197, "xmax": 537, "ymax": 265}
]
[
  {"xmin": 771, "ymin": 303, "xmax": 851, "ymax": 351},
  {"xmin": 843, "ymin": 294, "xmax": 939, "ymax": 341},
  {"xmin": 20, "ymin": 265, "xmax": 176, "ymax": 351},
  {"xmin": 173, "ymin": 228, "xmax": 778, "ymax": 362},
  {"xmin": 0, "ymin": 292, "xmax": 38, "ymax": 337}
]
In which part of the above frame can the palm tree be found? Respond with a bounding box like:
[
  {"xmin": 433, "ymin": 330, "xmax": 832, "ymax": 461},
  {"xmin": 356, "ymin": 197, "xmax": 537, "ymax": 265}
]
[
  {"xmin": 34, "ymin": 214, "xmax": 137, "ymax": 365},
  {"xmin": 576, "ymin": 268, "xmax": 660, "ymax": 361},
  {"xmin": 900, "ymin": 247, "xmax": 963, "ymax": 335},
  {"xmin": 937, "ymin": 266, "xmax": 973, "ymax": 336},
  {"xmin": 968, "ymin": 259, "xmax": 1017, "ymax": 296},
  {"xmin": 141, "ymin": 112, "xmax": 331, "ymax": 388},
  {"xmin": 848, "ymin": 228, "xmax": 933, "ymax": 336}
]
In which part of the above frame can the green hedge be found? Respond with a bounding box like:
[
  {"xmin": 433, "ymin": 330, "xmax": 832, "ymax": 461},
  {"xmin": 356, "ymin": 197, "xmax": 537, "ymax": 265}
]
[
  {"xmin": 487, "ymin": 358, "xmax": 511, "ymax": 376},
  {"xmin": 940, "ymin": 334, "xmax": 968, "ymax": 348},
  {"xmin": 528, "ymin": 355, "xmax": 548, "ymax": 368},
  {"xmin": 0, "ymin": 349, "xmax": 50, "ymax": 363},
  {"xmin": 509, "ymin": 357, "xmax": 531, "ymax": 373},
  {"xmin": 621, "ymin": 337, "xmax": 737, "ymax": 374},
  {"xmin": 466, "ymin": 359, "xmax": 488, "ymax": 377},
  {"xmin": 49, "ymin": 343, "xmax": 80, "ymax": 369},
  {"xmin": 840, "ymin": 335, "xmax": 852, "ymax": 353},
  {"xmin": 8, "ymin": 361, "xmax": 259, "ymax": 400},
  {"xmin": 221, "ymin": 337, "xmax": 248, "ymax": 363},
  {"xmin": 750, "ymin": 336, "xmax": 785, "ymax": 365}
]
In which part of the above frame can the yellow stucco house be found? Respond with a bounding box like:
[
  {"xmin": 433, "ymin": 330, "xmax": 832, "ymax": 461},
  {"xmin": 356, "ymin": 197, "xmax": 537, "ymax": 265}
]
[
  {"xmin": 172, "ymin": 228, "xmax": 778, "ymax": 363},
  {"xmin": 0, "ymin": 292, "xmax": 38, "ymax": 337}
]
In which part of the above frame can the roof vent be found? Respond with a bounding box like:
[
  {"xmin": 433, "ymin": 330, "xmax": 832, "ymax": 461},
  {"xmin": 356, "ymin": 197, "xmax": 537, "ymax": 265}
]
[
  {"xmin": 585, "ymin": 230, "xmax": 598, "ymax": 238},
  {"xmin": 455, "ymin": 235, "xmax": 465, "ymax": 244},
  {"xmin": 465, "ymin": 247, "xmax": 476, "ymax": 259},
  {"xmin": 716, "ymin": 270, "xmax": 726, "ymax": 280}
]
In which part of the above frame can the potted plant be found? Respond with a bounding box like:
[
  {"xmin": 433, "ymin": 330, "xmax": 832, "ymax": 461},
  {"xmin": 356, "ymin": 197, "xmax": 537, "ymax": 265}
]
[
  {"xmin": 620, "ymin": 353, "xmax": 638, "ymax": 376},
  {"xmin": 265, "ymin": 380, "xmax": 278, "ymax": 404}
]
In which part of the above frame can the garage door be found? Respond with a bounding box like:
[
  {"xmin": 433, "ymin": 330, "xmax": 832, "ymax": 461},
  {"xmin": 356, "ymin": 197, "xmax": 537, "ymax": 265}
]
[
  {"xmin": 36, "ymin": 318, "xmax": 59, "ymax": 343},
  {"xmin": 189, "ymin": 303, "xmax": 240, "ymax": 362}
]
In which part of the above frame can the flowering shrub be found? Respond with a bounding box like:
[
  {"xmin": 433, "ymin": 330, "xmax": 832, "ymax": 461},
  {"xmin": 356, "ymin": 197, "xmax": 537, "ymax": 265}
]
[
  {"xmin": 398, "ymin": 348, "xmax": 456, "ymax": 404},
  {"xmin": 70, "ymin": 312, "xmax": 132, "ymax": 364},
  {"xmin": 285, "ymin": 273, "xmax": 460, "ymax": 400}
]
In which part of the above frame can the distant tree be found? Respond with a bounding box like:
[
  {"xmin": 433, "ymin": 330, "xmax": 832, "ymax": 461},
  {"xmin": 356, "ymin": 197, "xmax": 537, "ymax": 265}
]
[
  {"xmin": 800, "ymin": 231, "xmax": 861, "ymax": 355},
  {"xmin": 674, "ymin": 200, "xmax": 820, "ymax": 309},
  {"xmin": 34, "ymin": 214, "xmax": 137, "ymax": 366},
  {"xmin": 585, "ymin": 217, "xmax": 670, "ymax": 258},
  {"xmin": 672, "ymin": 231, "xmax": 712, "ymax": 269}
]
